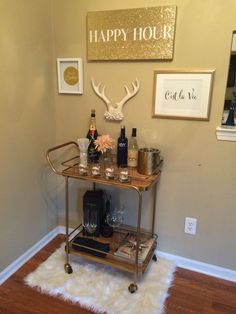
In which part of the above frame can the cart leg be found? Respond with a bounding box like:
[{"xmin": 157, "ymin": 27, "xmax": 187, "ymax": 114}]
[
  {"xmin": 128, "ymin": 189, "xmax": 142, "ymax": 293},
  {"xmin": 151, "ymin": 182, "xmax": 158, "ymax": 235},
  {"xmin": 64, "ymin": 176, "xmax": 73, "ymax": 274}
]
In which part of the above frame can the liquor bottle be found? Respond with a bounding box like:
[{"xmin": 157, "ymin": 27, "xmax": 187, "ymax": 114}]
[
  {"xmin": 117, "ymin": 125, "xmax": 128, "ymax": 167},
  {"xmin": 128, "ymin": 128, "xmax": 138, "ymax": 168},
  {"xmin": 225, "ymin": 92, "xmax": 236, "ymax": 126},
  {"xmin": 86, "ymin": 109, "xmax": 99, "ymax": 162}
]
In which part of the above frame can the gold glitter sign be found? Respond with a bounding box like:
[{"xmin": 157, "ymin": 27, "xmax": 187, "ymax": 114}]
[{"xmin": 87, "ymin": 6, "xmax": 177, "ymax": 60}]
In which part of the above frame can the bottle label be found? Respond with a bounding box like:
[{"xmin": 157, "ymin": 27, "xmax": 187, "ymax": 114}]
[
  {"xmin": 128, "ymin": 150, "xmax": 138, "ymax": 167},
  {"xmin": 88, "ymin": 146, "xmax": 99, "ymax": 161},
  {"xmin": 118, "ymin": 142, "xmax": 126, "ymax": 148},
  {"xmin": 117, "ymin": 136, "xmax": 128, "ymax": 166},
  {"xmin": 88, "ymin": 130, "xmax": 95, "ymax": 141}
]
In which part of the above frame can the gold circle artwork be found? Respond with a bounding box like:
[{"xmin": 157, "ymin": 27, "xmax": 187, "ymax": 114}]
[{"xmin": 64, "ymin": 66, "xmax": 79, "ymax": 86}]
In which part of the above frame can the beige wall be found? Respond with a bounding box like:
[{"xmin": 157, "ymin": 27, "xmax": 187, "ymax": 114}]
[
  {"xmin": 0, "ymin": 1, "xmax": 56, "ymax": 271},
  {"xmin": 1, "ymin": 0, "xmax": 236, "ymax": 274},
  {"xmin": 53, "ymin": 0, "xmax": 236, "ymax": 270}
]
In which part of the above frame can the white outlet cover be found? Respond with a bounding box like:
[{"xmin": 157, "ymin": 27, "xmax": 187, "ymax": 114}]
[{"xmin": 184, "ymin": 217, "xmax": 197, "ymax": 235}]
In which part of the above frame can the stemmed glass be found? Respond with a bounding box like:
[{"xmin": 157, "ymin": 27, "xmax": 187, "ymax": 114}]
[
  {"xmin": 106, "ymin": 205, "xmax": 124, "ymax": 249},
  {"xmin": 83, "ymin": 205, "xmax": 97, "ymax": 239},
  {"xmin": 85, "ymin": 221, "xmax": 97, "ymax": 238}
]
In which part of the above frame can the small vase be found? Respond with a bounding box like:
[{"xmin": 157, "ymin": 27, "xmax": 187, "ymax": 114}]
[{"xmin": 100, "ymin": 149, "xmax": 112, "ymax": 163}]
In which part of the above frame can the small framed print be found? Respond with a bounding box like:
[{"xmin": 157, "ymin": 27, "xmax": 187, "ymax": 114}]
[
  {"xmin": 152, "ymin": 69, "xmax": 215, "ymax": 120},
  {"xmin": 57, "ymin": 58, "xmax": 83, "ymax": 94}
]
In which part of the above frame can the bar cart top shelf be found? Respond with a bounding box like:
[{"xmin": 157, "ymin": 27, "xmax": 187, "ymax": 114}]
[
  {"xmin": 62, "ymin": 167, "xmax": 161, "ymax": 191},
  {"xmin": 46, "ymin": 141, "xmax": 162, "ymax": 192}
]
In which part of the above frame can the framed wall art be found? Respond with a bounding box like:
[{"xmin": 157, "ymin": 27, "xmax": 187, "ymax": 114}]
[
  {"xmin": 87, "ymin": 6, "xmax": 177, "ymax": 60},
  {"xmin": 152, "ymin": 69, "xmax": 215, "ymax": 120},
  {"xmin": 57, "ymin": 58, "xmax": 83, "ymax": 94}
]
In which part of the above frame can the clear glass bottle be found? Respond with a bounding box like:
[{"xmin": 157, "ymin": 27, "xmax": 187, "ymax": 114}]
[
  {"xmin": 86, "ymin": 109, "xmax": 99, "ymax": 162},
  {"xmin": 128, "ymin": 128, "xmax": 138, "ymax": 168}
]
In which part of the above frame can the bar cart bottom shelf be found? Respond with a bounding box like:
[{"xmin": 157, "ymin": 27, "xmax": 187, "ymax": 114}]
[{"xmin": 64, "ymin": 227, "xmax": 157, "ymax": 292}]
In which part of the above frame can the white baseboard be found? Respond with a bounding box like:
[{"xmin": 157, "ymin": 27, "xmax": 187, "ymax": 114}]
[
  {"xmin": 0, "ymin": 227, "xmax": 60, "ymax": 285},
  {"xmin": 1, "ymin": 225, "xmax": 236, "ymax": 285},
  {"xmin": 157, "ymin": 250, "xmax": 236, "ymax": 283}
]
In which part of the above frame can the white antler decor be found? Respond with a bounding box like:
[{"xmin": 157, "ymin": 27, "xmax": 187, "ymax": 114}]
[{"xmin": 91, "ymin": 78, "xmax": 140, "ymax": 121}]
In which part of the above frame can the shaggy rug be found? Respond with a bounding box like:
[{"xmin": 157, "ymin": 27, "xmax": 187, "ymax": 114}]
[{"xmin": 24, "ymin": 244, "xmax": 175, "ymax": 314}]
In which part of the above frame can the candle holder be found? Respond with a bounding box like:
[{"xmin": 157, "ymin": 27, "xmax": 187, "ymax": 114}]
[{"xmin": 118, "ymin": 165, "xmax": 130, "ymax": 182}]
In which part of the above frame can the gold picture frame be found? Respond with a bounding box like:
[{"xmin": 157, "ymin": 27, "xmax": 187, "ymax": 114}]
[
  {"xmin": 57, "ymin": 58, "xmax": 83, "ymax": 94},
  {"xmin": 152, "ymin": 69, "xmax": 215, "ymax": 120}
]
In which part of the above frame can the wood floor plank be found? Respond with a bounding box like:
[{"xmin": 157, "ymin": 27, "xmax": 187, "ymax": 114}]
[
  {"xmin": 165, "ymin": 267, "xmax": 236, "ymax": 314},
  {"xmin": 0, "ymin": 234, "xmax": 236, "ymax": 314}
]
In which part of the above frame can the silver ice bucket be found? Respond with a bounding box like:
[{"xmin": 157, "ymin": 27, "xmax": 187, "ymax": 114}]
[{"xmin": 137, "ymin": 148, "xmax": 160, "ymax": 175}]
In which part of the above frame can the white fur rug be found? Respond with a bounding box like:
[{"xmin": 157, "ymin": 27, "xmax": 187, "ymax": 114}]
[{"xmin": 24, "ymin": 244, "xmax": 175, "ymax": 314}]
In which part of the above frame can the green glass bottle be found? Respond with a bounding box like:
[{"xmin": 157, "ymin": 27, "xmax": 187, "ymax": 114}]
[{"xmin": 86, "ymin": 109, "xmax": 99, "ymax": 162}]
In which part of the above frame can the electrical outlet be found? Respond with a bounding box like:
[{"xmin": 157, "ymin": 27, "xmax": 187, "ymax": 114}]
[{"xmin": 184, "ymin": 217, "xmax": 197, "ymax": 235}]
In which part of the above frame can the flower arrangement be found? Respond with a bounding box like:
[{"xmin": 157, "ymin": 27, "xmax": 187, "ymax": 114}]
[{"xmin": 94, "ymin": 134, "xmax": 115, "ymax": 154}]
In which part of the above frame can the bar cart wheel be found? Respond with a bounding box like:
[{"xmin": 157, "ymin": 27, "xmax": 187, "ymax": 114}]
[
  {"xmin": 64, "ymin": 263, "xmax": 73, "ymax": 274},
  {"xmin": 128, "ymin": 282, "xmax": 138, "ymax": 293},
  {"xmin": 152, "ymin": 254, "xmax": 157, "ymax": 262}
]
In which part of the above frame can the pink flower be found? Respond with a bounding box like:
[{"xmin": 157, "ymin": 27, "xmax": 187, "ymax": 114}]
[{"xmin": 94, "ymin": 134, "xmax": 115, "ymax": 154}]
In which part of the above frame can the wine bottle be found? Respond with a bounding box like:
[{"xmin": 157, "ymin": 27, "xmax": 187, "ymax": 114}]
[
  {"xmin": 117, "ymin": 125, "xmax": 128, "ymax": 167},
  {"xmin": 86, "ymin": 109, "xmax": 99, "ymax": 162},
  {"xmin": 128, "ymin": 128, "xmax": 138, "ymax": 168}
]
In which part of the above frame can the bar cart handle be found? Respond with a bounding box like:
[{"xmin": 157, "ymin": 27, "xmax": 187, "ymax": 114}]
[{"xmin": 46, "ymin": 141, "xmax": 78, "ymax": 175}]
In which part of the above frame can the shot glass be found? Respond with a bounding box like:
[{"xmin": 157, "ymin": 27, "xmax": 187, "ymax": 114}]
[
  {"xmin": 105, "ymin": 162, "xmax": 117, "ymax": 180},
  {"xmin": 78, "ymin": 163, "xmax": 89, "ymax": 176},
  {"xmin": 91, "ymin": 161, "xmax": 101, "ymax": 177},
  {"xmin": 118, "ymin": 165, "xmax": 130, "ymax": 182}
]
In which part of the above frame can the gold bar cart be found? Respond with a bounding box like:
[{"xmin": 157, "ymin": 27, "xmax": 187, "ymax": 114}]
[{"xmin": 46, "ymin": 141, "xmax": 162, "ymax": 293}]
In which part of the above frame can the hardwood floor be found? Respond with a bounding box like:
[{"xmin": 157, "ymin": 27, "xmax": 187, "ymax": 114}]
[
  {"xmin": 165, "ymin": 266, "xmax": 236, "ymax": 314},
  {"xmin": 0, "ymin": 234, "xmax": 236, "ymax": 314}
]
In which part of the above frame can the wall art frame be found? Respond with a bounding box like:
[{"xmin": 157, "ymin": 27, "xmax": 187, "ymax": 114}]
[
  {"xmin": 87, "ymin": 6, "xmax": 177, "ymax": 61},
  {"xmin": 57, "ymin": 58, "xmax": 83, "ymax": 94},
  {"xmin": 152, "ymin": 69, "xmax": 215, "ymax": 120}
]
